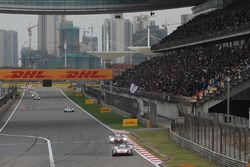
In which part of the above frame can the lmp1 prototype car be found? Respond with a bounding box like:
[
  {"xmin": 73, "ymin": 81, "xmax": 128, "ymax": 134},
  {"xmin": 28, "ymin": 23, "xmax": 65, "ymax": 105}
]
[
  {"xmin": 109, "ymin": 133, "xmax": 128, "ymax": 143},
  {"xmin": 33, "ymin": 95, "xmax": 40, "ymax": 100},
  {"xmin": 112, "ymin": 143, "xmax": 134, "ymax": 156},
  {"xmin": 64, "ymin": 107, "xmax": 75, "ymax": 112}
]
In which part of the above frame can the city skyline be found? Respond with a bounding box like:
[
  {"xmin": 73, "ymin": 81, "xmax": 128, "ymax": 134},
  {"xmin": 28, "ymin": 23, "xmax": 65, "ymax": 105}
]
[{"xmin": 0, "ymin": 7, "xmax": 192, "ymax": 54}]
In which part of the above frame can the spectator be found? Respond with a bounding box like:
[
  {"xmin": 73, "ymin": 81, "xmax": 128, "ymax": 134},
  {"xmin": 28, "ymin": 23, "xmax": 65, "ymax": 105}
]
[
  {"xmin": 113, "ymin": 44, "xmax": 250, "ymax": 97},
  {"xmin": 152, "ymin": 0, "xmax": 250, "ymax": 50}
]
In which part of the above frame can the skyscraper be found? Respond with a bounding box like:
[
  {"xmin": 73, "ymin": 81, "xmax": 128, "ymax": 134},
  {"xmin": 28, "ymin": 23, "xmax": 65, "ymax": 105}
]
[
  {"xmin": 133, "ymin": 14, "xmax": 150, "ymax": 33},
  {"xmin": 102, "ymin": 14, "xmax": 132, "ymax": 52},
  {"xmin": 0, "ymin": 30, "xmax": 18, "ymax": 67},
  {"xmin": 38, "ymin": 15, "xmax": 61, "ymax": 57},
  {"xmin": 59, "ymin": 25, "xmax": 80, "ymax": 55},
  {"xmin": 80, "ymin": 36, "xmax": 98, "ymax": 52}
]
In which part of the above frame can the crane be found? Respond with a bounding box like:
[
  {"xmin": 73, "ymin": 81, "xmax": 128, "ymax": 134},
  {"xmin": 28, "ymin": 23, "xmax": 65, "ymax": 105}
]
[
  {"xmin": 28, "ymin": 24, "xmax": 38, "ymax": 50},
  {"xmin": 27, "ymin": 23, "xmax": 37, "ymax": 68}
]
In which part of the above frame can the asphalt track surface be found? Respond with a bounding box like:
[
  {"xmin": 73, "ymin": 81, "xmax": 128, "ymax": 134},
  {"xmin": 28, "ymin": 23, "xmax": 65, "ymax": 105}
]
[{"xmin": 0, "ymin": 87, "xmax": 155, "ymax": 167}]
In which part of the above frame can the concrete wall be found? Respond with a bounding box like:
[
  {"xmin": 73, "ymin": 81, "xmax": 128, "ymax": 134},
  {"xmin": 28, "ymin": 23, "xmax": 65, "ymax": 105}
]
[{"xmin": 154, "ymin": 100, "xmax": 191, "ymax": 119}]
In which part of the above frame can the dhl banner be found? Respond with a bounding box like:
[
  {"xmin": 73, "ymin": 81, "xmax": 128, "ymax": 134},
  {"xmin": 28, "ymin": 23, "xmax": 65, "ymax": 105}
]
[
  {"xmin": 75, "ymin": 92, "xmax": 83, "ymax": 97},
  {"xmin": 85, "ymin": 99, "xmax": 93, "ymax": 104},
  {"xmin": 123, "ymin": 119, "xmax": 138, "ymax": 127},
  {"xmin": 0, "ymin": 69, "xmax": 112, "ymax": 80},
  {"xmin": 100, "ymin": 107, "xmax": 111, "ymax": 113},
  {"xmin": 180, "ymin": 165, "xmax": 195, "ymax": 167}
]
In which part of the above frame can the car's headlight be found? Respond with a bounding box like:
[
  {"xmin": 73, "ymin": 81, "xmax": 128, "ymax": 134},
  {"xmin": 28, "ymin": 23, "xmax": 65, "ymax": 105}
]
[{"xmin": 110, "ymin": 138, "xmax": 114, "ymax": 141}]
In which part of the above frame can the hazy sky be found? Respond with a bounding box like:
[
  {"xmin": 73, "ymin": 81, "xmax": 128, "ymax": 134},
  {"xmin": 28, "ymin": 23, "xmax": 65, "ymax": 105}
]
[{"xmin": 0, "ymin": 7, "xmax": 191, "ymax": 53}]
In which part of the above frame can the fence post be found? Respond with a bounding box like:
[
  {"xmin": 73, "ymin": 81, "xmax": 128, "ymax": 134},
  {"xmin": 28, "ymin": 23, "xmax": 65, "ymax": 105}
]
[
  {"xmin": 220, "ymin": 124, "xmax": 223, "ymax": 154},
  {"xmin": 239, "ymin": 128, "xmax": 242, "ymax": 161},
  {"xmin": 211, "ymin": 121, "xmax": 214, "ymax": 151}
]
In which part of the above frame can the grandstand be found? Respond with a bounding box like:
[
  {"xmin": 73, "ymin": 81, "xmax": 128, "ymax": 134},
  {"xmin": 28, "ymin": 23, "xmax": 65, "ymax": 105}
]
[
  {"xmin": 152, "ymin": 0, "xmax": 250, "ymax": 51},
  {"xmin": 114, "ymin": 0, "xmax": 250, "ymax": 101}
]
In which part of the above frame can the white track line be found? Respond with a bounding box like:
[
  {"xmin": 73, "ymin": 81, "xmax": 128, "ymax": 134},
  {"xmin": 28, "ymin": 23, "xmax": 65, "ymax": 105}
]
[
  {"xmin": 0, "ymin": 90, "xmax": 25, "ymax": 133},
  {"xmin": 0, "ymin": 90, "xmax": 55, "ymax": 167},
  {"xmin": 60, "ymin": 89, "xmax": 160, "ymax": 167},
  {"xmin": 0, "ymin": 134, "xmax": 55, "ymax": 167}
]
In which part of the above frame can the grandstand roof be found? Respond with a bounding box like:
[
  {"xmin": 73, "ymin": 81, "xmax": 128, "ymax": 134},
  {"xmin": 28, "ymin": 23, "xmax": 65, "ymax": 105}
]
[{"xmin": 0, "ymin": 0, "xmax": 208, "ymax": 14}]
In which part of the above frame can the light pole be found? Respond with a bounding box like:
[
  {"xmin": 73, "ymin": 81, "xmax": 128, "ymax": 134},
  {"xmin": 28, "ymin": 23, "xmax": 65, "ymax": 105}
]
[
  {"xmin": 227, "ymin": 70, "xmax": 230, "ymax": 123},
  {"xmin": 64, "ymin": 40, "xmax": 67, "ymax": 68}
]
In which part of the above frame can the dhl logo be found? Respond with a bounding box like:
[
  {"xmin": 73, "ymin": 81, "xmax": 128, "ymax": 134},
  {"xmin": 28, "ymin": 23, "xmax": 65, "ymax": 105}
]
[
  {"xmin": 123, "ymin": 119, "xmax": 138, "ymax": 127},
  {"xmin": 100, "ymin": 107, "xmax": 111, "ymax": 113},
  {"xmin": 0, "ymin": 69, "xmax": 112, "ymax": 80},
  {"xmin": 10, "ymin": 71, "xmax": 46, "ymax": 78},
  {"xmin": 66, "ymin": 70, "xmax": 106, "ymax": 78}
]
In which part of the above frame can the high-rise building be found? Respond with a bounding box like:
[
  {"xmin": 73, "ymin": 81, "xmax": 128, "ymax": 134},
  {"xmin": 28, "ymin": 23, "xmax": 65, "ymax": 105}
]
[
  {"xmin": 133, "ymin": 15, "xmax": 150, "ymax": 33},
  {"xmin": 59, "ymin": 25, "xmax": 80, "ymax": 56},
  {"xmin": 80, "ymin": 36, "xmax": 98, "ymax": 52},
  {"xmin": 102, "ymin": 14, "xmax": 132, "ymax": 52},
  {"xmin": 0, "ymin": 30, "xmax": 18, "ymax": 67},
  {"xmin": 38, "ymin": 15, "xmax": 61, "ymax": 57}
]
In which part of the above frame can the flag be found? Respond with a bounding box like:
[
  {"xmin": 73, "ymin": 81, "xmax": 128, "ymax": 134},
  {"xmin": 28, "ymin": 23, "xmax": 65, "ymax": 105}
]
[{"xmin": 130, "ymin": 83, "xmax": 139, "ymax": 94}]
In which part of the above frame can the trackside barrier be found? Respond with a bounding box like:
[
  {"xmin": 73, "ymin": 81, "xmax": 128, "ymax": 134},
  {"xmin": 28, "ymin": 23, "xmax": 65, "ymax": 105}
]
[
  {"xmin": 84, "ymin": 87, "xmax": 151, "ymax": 128},
  {"xmin": 101, "ymin": 85, "xmax": 192, "ymax": 104},
  {"xmin": 170, "ymin": 125, "xmax": 247, "ymax": 167},
  {"xmin": 0, "ymin": 87, "xmax": 18, "ymax": 117}
]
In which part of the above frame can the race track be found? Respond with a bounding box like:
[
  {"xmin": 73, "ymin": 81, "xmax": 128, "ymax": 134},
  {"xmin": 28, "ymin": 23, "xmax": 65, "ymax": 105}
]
[{"xmin": 0, "ymin": 87, "xmax": 155, "ymax": 167}]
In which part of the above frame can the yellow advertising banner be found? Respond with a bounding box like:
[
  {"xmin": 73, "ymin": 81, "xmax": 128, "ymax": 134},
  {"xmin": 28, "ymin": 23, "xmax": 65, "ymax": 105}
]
[
  {"xmin": 85, "ymin": 99, "xmax": 93, "ymax": 104},
  {"xmin": 123, "ymin": 119, "xmax": 138, "ymax": 127},
  {"xmin": 180, "ymin": 165, "xmax": 195, "ymax": 167},
  {"xmin": 75, "ymin": 93, "xmax": 83, "ymax": 97},
  {"xmin": 0, "ymin": 69, "xmax": 112, "ymax": 80},
  {"xmin": 100, "ymin": 107, "xmax": 111, "ymax": 113},
  {"xmin": 247, "ymin": 163, "xmax": 250, "ymax": 167}
]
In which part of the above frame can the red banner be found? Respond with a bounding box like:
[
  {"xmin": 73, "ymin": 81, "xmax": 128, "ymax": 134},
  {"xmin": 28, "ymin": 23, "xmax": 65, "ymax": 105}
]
[{"xmin": 0, "ymin": 69, "xmax": 112, "ymax": 80}]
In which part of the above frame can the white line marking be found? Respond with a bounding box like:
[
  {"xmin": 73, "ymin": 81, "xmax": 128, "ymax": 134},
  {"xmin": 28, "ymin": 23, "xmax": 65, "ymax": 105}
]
[
  {"xmin": 60, "ymin": 89, "xmax": 161, "ymax": 167},
  {"xmin": 0, "ymin": 90, "xmax": 56, "ymax": 167},
  {"xmin": 0, "ymin": 90, "xmax": 25, "ymax": 132},
  {"xmin": 0, "ymin": 133, "xmax": 55, "ymax": 167},
  {"xmin": 0, "ymin": 140, "xmax": 106, "ymax": 146}
]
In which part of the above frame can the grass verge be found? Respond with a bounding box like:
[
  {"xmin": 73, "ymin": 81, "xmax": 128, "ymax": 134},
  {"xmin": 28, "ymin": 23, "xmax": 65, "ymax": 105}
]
[
  {"xmin": 64, "ymin": 90, "xmax": 143, "ymax": 130},
  {"xmin": 132, "ymin": 129, "xmax": 220, "ymax": 167}
]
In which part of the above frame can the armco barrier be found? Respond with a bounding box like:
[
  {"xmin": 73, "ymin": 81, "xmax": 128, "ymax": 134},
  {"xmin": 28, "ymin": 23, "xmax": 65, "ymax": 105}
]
[{"xmin": 170, "ymin": 128, "xmax": 247, "ymax": 167}]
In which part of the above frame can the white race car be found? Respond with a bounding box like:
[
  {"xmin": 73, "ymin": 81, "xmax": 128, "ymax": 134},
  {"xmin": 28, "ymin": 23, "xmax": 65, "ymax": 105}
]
[
  {"xmin": 33, "ymin": 96, "xmax": 40, "ymax": 100},
  {"xmin": 64, "ymin": 107, "xmax": 75, "ymax": 112},
  {"xmin": 109, "ymin": 133, "xmax": 128, "ymax": 143},
  {"xmin": 112, "ymin": 143, "xmax": 134, "ymax": 156}
]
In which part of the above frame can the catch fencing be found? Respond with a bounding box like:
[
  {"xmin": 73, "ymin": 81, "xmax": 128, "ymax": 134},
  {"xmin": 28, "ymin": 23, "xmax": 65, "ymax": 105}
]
[{"xmin": 171, "ymin": 113, "xmax": 249, "ymax": 166}]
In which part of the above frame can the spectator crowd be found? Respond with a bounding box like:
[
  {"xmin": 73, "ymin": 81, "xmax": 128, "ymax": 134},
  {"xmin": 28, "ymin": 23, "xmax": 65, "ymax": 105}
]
[
  {"xmin": 152, "ymin": 0, "xmax": 250, "ymax": 50},
  {"xmin": 113, "ymin": 44, "xmax": 250, "ymax": 97}
]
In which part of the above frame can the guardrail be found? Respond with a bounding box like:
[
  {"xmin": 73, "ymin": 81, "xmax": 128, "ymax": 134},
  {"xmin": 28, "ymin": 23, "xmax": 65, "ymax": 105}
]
[
  {"xmin": 170, "ymin": 113, "xmax": 249, "ymax": 167},
  {"xmin": 170, "ymin": 127, "xmax": 247, "ymax": 167}
]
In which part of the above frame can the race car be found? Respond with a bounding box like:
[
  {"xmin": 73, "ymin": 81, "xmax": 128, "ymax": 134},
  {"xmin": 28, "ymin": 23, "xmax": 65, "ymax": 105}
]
[
  {"xmin": 64, "ymin": 107, "xmax": 75, "ymax": 112},
  {"xmin": 33, "ymin": 95, "xmax": 40, "ymax": 100},
  {"xmin": 112, "ymin": 143, "xmax": 134, "ymax": 156},
  {"xmin": 31, "ymin": 92, "xmax": 36, "ymax": 97},
  {"xmin": 109, "ymin": 133, "xmax": 128, "ymax": 143}
]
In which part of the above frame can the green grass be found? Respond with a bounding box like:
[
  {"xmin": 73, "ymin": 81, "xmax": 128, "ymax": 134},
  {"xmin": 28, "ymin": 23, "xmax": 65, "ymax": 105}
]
[
  {"xmin": 64, "ymin": 90, "xmax": 143, "ymax": 130},
  {"xmin": 134, "ymin": 129, "xmax": 220, "ymax": 167}
]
